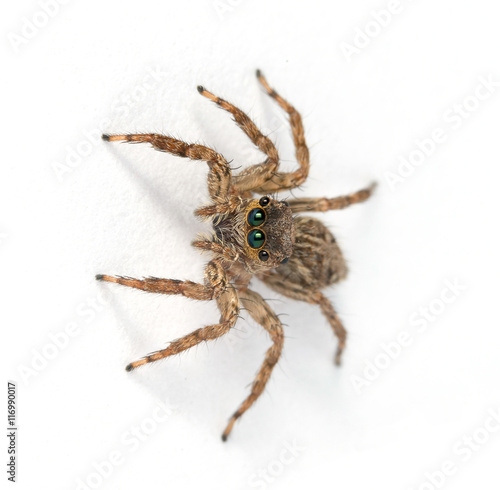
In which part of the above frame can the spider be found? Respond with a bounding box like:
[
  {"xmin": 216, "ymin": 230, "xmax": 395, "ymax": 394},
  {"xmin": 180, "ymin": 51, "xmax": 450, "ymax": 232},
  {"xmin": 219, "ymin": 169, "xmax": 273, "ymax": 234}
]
[{"xmin": 97, "ymin": 70, "xmax": 376, "ymax": 441}]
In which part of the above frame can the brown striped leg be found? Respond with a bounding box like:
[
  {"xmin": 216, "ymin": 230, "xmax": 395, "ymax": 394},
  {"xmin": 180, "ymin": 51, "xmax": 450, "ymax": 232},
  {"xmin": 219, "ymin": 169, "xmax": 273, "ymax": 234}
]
[
  {"xmin": 126, "ymin": 285, "xmax": 239, "ymax": 371},
  {"xmin": 197, "ymin": 86, "xmax": 280, "ymax": 194},
  {"xmin": 194, "ymin": 195, "xmax": 245, "ymax": 219},
  {"xmin": 96, "ymin": 259, "xmax": 228, "ymax": 301},
  {"xmin": 311, "ymin": 292, "xmax": 346, "ymax": 366},
  {"xmin": 102, "ymin": 133, "xmax": 231, "ymax": 200},
  {"xmin": 287, "ymin": 182, "xmax": 377, "ymax": 213},
  {"xmin": 258, "ymin": 274, "xmax": 347, "ymax": 366},
  {"xmin": 97, "ymin": 260, "xmax": 239, "ymax": 371},
  {"xmin": 222, "ymin": 288, "xmax": 284, "ymax": 441},
  {"xmin": 244, "ymin": 69, "xmax": 310, "ymax": 194}
]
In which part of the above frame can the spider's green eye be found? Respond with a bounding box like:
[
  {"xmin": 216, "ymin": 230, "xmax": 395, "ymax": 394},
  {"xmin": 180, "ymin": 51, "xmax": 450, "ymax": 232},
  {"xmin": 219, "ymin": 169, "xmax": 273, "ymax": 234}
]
[
  {"xmin": 247, "ymin": 229, "xmax": 266, "ymax": 249},
  {"xmin": 247, "ymin": 208, "xmax": 266, "ymax": 227},
  {"xmin": 258, "ymin": 250, "xmax": 269, "ymax": 262}
]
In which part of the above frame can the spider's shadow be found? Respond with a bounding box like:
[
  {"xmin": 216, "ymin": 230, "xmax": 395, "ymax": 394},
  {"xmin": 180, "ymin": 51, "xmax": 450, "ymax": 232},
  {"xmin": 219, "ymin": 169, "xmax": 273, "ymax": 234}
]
[
  {"xmin": 109, "ymin": 287, "xmax": 273, "ymax": 439},
  {"xmin": 105, "ymin": 143, "xmax": 194, "ymax": 233},
  {"xmin": 101, "ymin": 144, "xmax": 260, "ymax": 435}
]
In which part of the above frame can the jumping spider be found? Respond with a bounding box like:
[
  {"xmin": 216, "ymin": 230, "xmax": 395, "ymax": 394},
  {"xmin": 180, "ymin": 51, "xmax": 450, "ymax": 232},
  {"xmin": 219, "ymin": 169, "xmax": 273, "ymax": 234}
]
[{"xmin": 97, "ymin": 70, "xmax": 376, "ymax": 441}]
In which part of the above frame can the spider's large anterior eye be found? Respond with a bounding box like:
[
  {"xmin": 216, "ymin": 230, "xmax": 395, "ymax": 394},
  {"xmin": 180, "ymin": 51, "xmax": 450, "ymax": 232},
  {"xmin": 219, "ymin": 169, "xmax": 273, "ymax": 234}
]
[
  {"xmin": 247, "ymin": 208, "xmax": 266, "ymax": 227},
  {"xmin": 259, "ymin": 196, "xmax": 270, "ymax": 207},
  {"xmin": 258, "ymin": 250, "xmax": 269, "ymax": 262},
  {"xmin": 247, "ymin": 229, "xmax": 266, "ymax": 249}
]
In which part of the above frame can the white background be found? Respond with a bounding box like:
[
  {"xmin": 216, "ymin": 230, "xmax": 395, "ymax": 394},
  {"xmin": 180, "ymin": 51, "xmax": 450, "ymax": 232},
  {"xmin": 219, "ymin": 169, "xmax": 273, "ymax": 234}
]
[{"xmin": 3, "ymin": 1, "xmax": 500, "ymax": 489}]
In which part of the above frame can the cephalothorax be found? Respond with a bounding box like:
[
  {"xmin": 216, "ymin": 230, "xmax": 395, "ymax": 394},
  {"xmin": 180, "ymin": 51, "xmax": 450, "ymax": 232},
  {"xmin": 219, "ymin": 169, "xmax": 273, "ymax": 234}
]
[{"xmin": 97, "ymin": 70, "xmax": 375, "ymax": 440}]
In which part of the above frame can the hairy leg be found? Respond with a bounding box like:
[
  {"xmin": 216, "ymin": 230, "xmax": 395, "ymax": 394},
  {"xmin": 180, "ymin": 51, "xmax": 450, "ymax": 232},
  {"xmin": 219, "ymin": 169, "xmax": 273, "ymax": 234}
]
[
  {"xmin": 197, "ymin": 86, "xmax": 279, "ymax": 193},
  {"xmin": 287, "ymin": 182, "xmax": 376, "ymax": 213},
  {"xmin": 259, "ymin": 274, "xmax": 347, "ymax": 365},
  {"xmin": 96, "ymin": 260, "xmax": 239, "ymax": 370},
  {"xmin": 96, "ymin": 259, "xmax": 227, "ymax": 299},
  {"xmin": 102, "ymin": 133, "xmax": 231, "ymax": 200},
  {"xmin": 221, "ymin": 70, "xmax": 311, "ymax": 194},
  {"xmin": 248, "ymin": 69, "xmax": 310, "ymax": 194},
  {"xmin": 222, "ymin": 288, "xmax": 284, "ymax": 441},
  {"xmin": 311, "ymin": 292, "xmax": 346, "ymax": 366},
  {"xmin": 194, "ymin": 195, "xmax": 245, "ymax": 219},
  {"xmin": 191, "ymin": 238, "xmax": 242, "ymax": 264}
]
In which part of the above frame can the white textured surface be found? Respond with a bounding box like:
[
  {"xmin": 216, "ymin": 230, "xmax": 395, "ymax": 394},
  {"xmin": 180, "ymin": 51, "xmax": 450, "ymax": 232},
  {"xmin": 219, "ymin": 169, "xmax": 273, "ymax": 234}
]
[{"xmin": 3, "ymin": 1, "xmax": 500, "ymax": 489}]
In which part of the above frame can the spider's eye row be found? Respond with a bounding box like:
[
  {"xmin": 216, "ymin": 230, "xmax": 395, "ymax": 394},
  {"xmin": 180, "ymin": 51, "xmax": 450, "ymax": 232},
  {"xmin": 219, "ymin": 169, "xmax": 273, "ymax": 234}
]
[
  {"xmin": 258, "ymin": 250, "xmax": 269, "ymax": 262},
  {"xmin": 282, "ymin": 200, "xmax": 290, "ymax": 207},
  {"xmin": 280, "ymin": 257, "xmax": 289, "ymax": 264},
  {"xmin": 247, "ymin": 229, "xmax": 266, "ymax": 249},
  {"xmin": 259, "ymin": 196, "xmax": 270, "ymax": 207},
  {"xmin": 247, "ymin": 208, "xmax": 266, "ymax": 227}
]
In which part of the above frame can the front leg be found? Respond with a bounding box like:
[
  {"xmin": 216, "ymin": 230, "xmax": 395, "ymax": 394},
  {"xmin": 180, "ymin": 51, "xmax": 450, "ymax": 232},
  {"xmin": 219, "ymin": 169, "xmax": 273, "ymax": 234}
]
[
  {"xmin": 197, "ymin": 85, "xmax": 279, "ymax": 179},
  {"xmin": 234, "ymin": 70, "xmax": 310, "ymax": 194}
]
